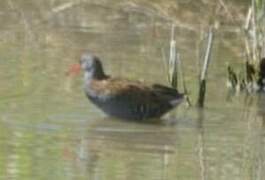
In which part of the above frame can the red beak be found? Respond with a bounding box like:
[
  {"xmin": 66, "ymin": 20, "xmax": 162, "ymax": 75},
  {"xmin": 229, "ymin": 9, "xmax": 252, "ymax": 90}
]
[{"xmin": 66, "ymin": 63, "xmax": 81, "ymax": 76}]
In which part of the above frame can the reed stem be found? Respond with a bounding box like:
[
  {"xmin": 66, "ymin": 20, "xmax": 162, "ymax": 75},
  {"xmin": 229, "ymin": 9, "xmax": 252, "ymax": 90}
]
[
  {"xmin": 197, "ymin": 28, "xmax": 214, "ymax": 107},
  {"xmin": 169, "ymin": 24, "xmax": 178, "ymax": 89}
]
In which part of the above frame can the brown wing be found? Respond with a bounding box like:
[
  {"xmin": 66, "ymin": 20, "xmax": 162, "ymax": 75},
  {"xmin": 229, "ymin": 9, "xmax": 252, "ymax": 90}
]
[{"xmin": 88, "ymin": 78, "xmax": 166, "ymax": 104}]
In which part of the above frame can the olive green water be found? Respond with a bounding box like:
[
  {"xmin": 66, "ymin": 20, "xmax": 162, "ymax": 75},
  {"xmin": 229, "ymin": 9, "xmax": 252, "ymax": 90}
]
[{"xmin": 1, "ymin": 0, "xmax": 265, "ymax": 180}]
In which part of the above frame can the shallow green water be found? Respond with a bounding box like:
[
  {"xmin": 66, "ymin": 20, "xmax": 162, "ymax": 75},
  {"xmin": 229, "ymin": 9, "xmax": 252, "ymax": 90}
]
[{"xmin": 1, "ymin": 0, "xmax": 265, "ymax": 180}]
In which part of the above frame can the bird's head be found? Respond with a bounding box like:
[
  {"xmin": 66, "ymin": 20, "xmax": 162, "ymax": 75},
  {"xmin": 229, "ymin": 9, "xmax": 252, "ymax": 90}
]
[{"xmin": 66, "ymin": 53, "xmax": 107, "ymax": 80}]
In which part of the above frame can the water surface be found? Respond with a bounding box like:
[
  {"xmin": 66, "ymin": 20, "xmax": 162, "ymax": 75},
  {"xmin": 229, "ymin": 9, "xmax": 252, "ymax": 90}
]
[{"xmin": 1, "ymin": 0, "xmax": 265, "ymax": 179}]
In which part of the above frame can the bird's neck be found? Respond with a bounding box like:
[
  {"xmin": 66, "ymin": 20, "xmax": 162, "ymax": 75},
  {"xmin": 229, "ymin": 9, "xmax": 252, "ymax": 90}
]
[{"xmin": 83, "ymin": 69, "xmax": 107, "ymax": 83}]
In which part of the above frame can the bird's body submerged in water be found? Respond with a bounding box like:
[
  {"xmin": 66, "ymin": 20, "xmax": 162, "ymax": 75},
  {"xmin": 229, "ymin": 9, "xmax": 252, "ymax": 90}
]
[{"xmin": 70, "ymin": 54, "xmax": 183, "ymax": 120}]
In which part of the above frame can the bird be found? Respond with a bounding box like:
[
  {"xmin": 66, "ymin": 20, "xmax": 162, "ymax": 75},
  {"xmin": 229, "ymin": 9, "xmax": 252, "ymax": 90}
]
[{"xmin": 67, "ymin": 53, "xmax": 184, "ymax": 120}]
